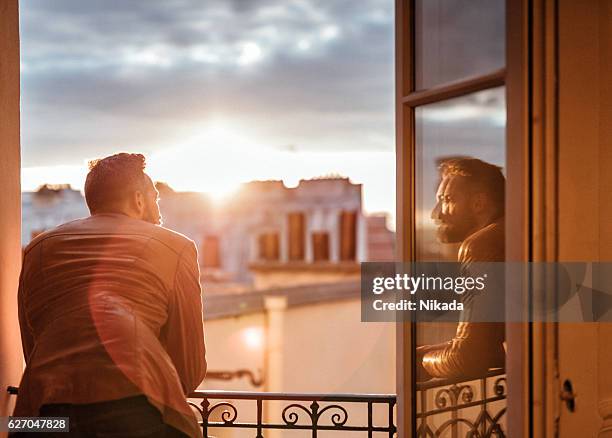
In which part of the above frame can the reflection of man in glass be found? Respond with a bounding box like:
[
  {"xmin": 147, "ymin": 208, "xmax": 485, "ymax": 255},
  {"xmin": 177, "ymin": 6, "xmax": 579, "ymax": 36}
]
[{"xmin": 417, "ymin": 157, "xmax": 505, "ymax": 380}]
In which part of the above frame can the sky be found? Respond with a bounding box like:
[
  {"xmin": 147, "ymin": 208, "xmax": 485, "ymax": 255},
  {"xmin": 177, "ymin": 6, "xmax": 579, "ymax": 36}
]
[{"xmin": 19, "ymin": 0, "xmax": 396, "ymax": 222}]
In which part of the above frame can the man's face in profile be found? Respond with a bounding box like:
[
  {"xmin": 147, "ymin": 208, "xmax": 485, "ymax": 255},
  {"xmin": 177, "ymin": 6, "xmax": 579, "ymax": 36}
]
[
  {"xmin": 431, "ymin": 174, "xmax": 478, "ymax": 243},
  {"xmin": 142, "ymin": 175, "xmax": 162, "ymax": 226}
]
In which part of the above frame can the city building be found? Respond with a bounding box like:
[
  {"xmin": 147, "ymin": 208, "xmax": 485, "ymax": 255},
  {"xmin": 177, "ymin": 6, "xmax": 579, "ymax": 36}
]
[
  {"xmin": 21, "ymin": 184, "xmax": 89, "ymax": 245},
  {"xmin": 21, "ymin": 177, "xmax": 394, "ymax": 290}
]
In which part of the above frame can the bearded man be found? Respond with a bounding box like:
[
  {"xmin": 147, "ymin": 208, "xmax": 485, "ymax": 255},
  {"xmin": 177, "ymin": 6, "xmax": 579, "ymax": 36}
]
[
  {"xmin": 417, "ymin": 157, "xmax": 505, "ymax": 380},
  {"xmin": 13, "ymin": 153, "xmax": 206, "ymax": 438}
]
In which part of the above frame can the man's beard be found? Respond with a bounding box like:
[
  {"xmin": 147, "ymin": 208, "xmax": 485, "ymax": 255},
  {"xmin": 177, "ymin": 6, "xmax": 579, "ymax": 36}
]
[
  {"xmin": 143, "ymin": 203, "xmax": 162, "ymax": 225},
  {"xmin": 436, "ymin": 219, "xmax": 476, "ymax": 243},
  {"xmin": 149, "ymin": 212, "xmax": 162, "ymax": 226}
]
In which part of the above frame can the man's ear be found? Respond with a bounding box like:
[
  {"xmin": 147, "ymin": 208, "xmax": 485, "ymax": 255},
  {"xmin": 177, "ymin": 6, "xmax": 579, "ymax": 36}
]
[
  {"xmin": 471, "ymin": 192, "xmax": 487, "ymax": 214},
  {"xmin": 133, "ymin": 190, "xmax": 145, "ymax": 215}
]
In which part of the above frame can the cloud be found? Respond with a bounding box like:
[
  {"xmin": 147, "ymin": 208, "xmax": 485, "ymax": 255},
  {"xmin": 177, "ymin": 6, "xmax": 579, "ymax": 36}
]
[
  {"xmin": 20, "ymin": 0, "xmax": 395, "ymax": 167},
  {"xmin": 19, "ymin": 0, "xmax": 508, "ymax": 225}
]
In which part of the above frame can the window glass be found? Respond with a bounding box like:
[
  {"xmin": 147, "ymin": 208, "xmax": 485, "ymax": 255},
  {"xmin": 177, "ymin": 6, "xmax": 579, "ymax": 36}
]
[
  {"xmin": 414, "ymin": 87, "xmax": 507, "ymax": 434},
  {"xmin": 415, "ymin": 87, "xmax": 506, "ymax": 262},
  {"xmin": 415, "ymin": 0, "xmax": 505, "ymax": 89}
]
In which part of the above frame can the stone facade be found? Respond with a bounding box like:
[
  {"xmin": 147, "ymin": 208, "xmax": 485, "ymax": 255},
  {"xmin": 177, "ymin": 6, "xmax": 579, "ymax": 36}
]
[{"xmin": 21, "ymin": 177, "xmax": 395, "ymax": 288}]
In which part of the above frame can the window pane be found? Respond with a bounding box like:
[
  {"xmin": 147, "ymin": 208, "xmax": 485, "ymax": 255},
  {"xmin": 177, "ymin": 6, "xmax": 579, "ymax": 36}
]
[
  {"xmin": 415, "ymin": 0, "xmax": 505, "ymax": 89},
  {"xmin": 414, "ymin": 87, "xmax": 507, "ymax": 434},
  {"xmin": 416, "ymin": 87, "xmax": 505, "ymax": 261}
]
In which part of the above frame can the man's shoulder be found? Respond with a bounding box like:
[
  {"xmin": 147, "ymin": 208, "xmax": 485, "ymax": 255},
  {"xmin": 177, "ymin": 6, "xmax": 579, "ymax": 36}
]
[
  {"xmin": 148, "ymin": 223, "xmax": 196, "ymax": 254},
  {"xmin": 25, "ymin": 215, "xmax": 195, "ymax": 256},
  {"xmin": 458, "ymin": 219, "xmax": 505, "ymax": 263},
  {"xmin": 24, "ymin": 217, "xmax": 88, "ymax": 254}
]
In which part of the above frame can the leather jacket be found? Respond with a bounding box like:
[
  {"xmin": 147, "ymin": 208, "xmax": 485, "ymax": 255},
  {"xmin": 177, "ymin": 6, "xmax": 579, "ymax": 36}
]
[
  {"xmin": 14, "ymin": 213, "xmax": 207, "ymax": 438},
  {"xmin": 421, "ymin": 219, "xmax": 505, "ymax": 379}
]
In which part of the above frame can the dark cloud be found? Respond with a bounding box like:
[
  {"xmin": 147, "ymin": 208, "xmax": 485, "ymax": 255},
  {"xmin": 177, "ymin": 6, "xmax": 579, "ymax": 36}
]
[{"xmin": 20, "ymin": 0, "xmax": 395, "ymax": 166}]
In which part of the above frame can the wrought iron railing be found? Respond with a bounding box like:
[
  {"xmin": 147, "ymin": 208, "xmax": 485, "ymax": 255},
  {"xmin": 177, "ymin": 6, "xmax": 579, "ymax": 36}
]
[
  {"xmin": 9, "ymin": 371, "xmax": 506, "ymax": 437},
  {"xmin": 416, "ymin": 368, "xmax": 507, "ymax": 438},
  {"xmin": 187, "ymin": 390, "xmax": 397, "ymax": 437}
]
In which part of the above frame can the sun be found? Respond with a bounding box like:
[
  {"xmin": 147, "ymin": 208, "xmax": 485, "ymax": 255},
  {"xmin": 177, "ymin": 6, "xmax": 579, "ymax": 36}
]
[{"xmin": 146, "ymin": 120, "xmax": 259, "ymax": 200}]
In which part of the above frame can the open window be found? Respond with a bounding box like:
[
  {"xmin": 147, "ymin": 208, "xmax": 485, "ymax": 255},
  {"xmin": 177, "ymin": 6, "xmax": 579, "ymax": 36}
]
[{"xmin": 396, "ymin": 0, "xmax": 512, "ymax": 435}]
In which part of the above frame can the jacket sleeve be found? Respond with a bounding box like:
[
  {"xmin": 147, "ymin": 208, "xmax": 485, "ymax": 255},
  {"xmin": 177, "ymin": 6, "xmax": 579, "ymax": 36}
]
[
  {"xmin": 163, "ymin": 241, "xmax": 207, "ymax": 395},
  {"xmin": 422, "ymin": 221, "xmax": 506, "ymax": 380},
  {"xmin": 421, "ymin": 322, "xmax": 505, "ymax": 379},
  {"xmin": 17, "ymin": 264, "xmax": 35, "ymax": 364}
]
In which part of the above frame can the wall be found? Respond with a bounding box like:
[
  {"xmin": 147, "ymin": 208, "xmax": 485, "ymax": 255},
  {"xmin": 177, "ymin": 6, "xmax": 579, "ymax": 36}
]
[
  {"xmin": 250, "ymin": 264, "xmax": 359, "ymax": 290},
  {"xmin": 281, "ymin": 300, "xmax": 395, "ymax": 395},
  {"xmin": 0, "ymin": 0, "xmax": 22, "ymax": 422},
  {"xmin": 556, "ymin": 0, "xmax": 612, "ymax": 436},
  {"xmin": 198, "ymin": 298, "xmax": 396, "ymax": 438}
]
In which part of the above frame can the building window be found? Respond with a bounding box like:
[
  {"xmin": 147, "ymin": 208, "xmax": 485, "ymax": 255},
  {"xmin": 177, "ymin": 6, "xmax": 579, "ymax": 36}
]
[
  {"xmin": 258, "ymin": 232, "xmax": 280, "ymax": 261},
  {"xmin": 311, "ymin": 232, "xmax": 330, "ymax": 262},
  {"xmin": 339, "ymin": 210, "xmax": 357, "ymax": 261},
  {"xmin": 202, "ymin": 235, "xmax": 220, "ymax": 268},
  {"xmin": 287, "ymin": 212, "xmax": 305, "ymax": 261}
]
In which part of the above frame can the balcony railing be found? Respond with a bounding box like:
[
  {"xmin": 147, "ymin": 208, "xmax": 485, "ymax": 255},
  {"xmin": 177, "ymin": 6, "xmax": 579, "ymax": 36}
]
[
  {"xmin": 9, "ymin": 370, "xmax": 505, "ymax": 438},
  {"xmin": 187, "ymin": 390, "xmax": 397, "ymax": 437},
  {"xmin": 416, "ymin": 368, "xmax": 507, "ymax": 438}
]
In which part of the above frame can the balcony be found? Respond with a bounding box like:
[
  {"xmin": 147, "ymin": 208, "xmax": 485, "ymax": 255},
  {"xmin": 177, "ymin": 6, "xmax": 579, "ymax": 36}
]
[
  {"xmin": 416, "ymin": 369, "xmax": 507, "ymax": 438},
  {"xmin": 179, "ymin": 369, "xmax": 506, "ymax": 437},
  {"xmin": 9, "ymin": 368, "xmax": 505, "ymax": 437},
  {"xmin": 188, "ymin": 391, "xmax": 396, "ymax": 437}
]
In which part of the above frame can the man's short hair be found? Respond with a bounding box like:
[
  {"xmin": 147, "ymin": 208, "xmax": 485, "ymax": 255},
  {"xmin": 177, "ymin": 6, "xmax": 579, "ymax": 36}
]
[
  {"xmin": 439, "ymin": 157, "xmax": 505, "ymax": 217},
  {"xmin": 84, "ymin": 153, "xmax": 147, "ymax": 214}
]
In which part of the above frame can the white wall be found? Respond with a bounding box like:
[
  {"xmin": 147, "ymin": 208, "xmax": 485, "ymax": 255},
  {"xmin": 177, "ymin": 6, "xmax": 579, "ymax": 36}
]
[{"xmin": 197, "ymin": 298, "xmax": 395, "ymax": 438}]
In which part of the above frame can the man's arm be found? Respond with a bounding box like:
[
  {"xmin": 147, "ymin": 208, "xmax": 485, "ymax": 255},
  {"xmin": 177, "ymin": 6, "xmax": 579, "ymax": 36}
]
[
  {"xmin": 17, "ymin": 261, "xmax": 35, "ymax": 364},
  {"xmin": 421, "ymin": 322, "xmax": 505, "ymax": 379},
  {"xmin": 162, "ymin": 241, "xmax": 207, "ymax": 394}
]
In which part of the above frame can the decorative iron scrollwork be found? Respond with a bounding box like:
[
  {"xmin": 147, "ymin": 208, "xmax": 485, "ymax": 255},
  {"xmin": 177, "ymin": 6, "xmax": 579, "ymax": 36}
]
[
  {"xmin": 188, "ymin": 390, "xmax": 397, "ymax": 437},
  {"xmin": 493, "ymin": 376, "xmax": 507, "ymax": 397},
  {"xmin": 281, "ymin": 403, "xmax": 313, "ymax": 425},
  {"xmin": 434, "ymin": 383, "xmax": 475, "ymax": 409},
  {"xmin": 318, "ymin": 404, "xmax": 349, "ymax": 427},
  {"xmin": 417, "ymin": 370, "xmax": 507, "ymax": 438},
  {"xmin": 207, "ymin": 402, "xmax": 238, "ymax": 424}
]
